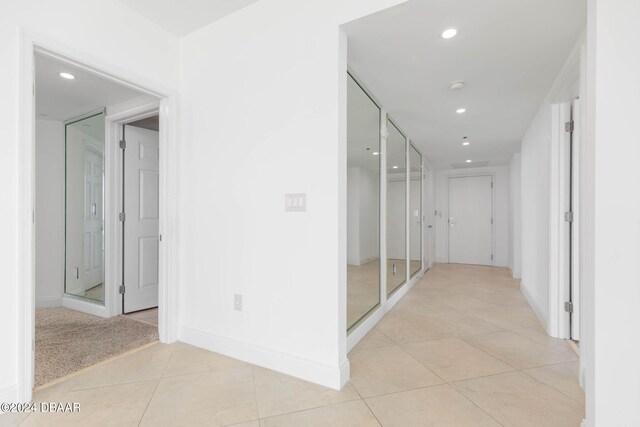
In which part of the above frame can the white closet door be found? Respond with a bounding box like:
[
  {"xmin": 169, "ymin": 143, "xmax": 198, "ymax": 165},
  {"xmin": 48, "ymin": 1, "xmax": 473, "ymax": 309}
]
[
  {"xmin": 123, "ymin": 126, "xmax": 159, "ymax": 313},
  {"xmin": 448, "ymin": 176, "xmax": 493, "ymax": 265}
]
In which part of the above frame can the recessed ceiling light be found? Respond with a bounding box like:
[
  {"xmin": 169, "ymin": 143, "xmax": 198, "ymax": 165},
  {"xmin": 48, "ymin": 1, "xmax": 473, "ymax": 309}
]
[
  {"xmin": 59, "ymin": 72, "xmax": 75, "ymax": 80},
  {"xmin": 449, "ymin": 81, "xmax": 465, "ymax": 91},
  {"xmin": 456, "ymin": 108, "xmax": 466, "ymax": 114},
  {"xmin": 441, "ymin": 28, "xmax": 458, "ymax": 39},
  {"xmin": 462, "ymin": 141, "xmax": 470, "ymax": 146},
  {"xmin": 466, "ymin": 159, "xmax": 472, "ymax": 163},
  {"xmin": 372, "ymin": 152, "xmax": 379, "ymax": 156},
  {"xmin": 392, "ymin": 165, "xmax": 399, "ymax": 169}
]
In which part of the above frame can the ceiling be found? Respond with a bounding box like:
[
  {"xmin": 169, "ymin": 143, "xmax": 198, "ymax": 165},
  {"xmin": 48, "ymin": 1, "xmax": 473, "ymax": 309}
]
[
  {"xmin": 344, "ymin": 0, "xmax": 586, "ymax": 170},
  {"xmin": 118, "ymin": 0, "xmax": 261, "ymax": 36},
  {"xmin": 35, "ymin": 53, "xmax": 146, "ymax": 121}
]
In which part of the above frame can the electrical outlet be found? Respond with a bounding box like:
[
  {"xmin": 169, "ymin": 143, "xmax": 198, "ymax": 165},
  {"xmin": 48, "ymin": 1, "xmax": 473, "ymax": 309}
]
[{"xmin": 234, "ymin": 294, "xmax": 243, "ymax": 311}]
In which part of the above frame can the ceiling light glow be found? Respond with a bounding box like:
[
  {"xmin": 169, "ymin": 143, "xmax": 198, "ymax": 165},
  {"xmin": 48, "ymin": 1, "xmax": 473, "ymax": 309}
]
[
  {"xmin": 372, "ymin": 152, "xmax": 379, "ymax": 156},
  {"xmin": 462, "ymin": 141, "xmax": 470, "ymax": 146},
  {"xmin": 441, "ymin": 28, "xmax": 458, "ymax": 39},
  {"xmin": 392, "ymin": 165, "xmax": 399, "ymax": 169},
  {"xmin": 456, "ymin": 108, "xmax": 466, "ymax": 114},
  {"xmin": 466, "ymin": 160, "xmax": 472, "ymax": 163},
  {"xmin": 59, "ymin": 72, "xmax": 75, "ymax": 80}
]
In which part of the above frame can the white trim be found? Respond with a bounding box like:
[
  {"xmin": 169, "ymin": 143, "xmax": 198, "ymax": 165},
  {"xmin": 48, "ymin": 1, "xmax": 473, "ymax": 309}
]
[
  {"xmin": 62, "ymin": 295, "xmax": 109, "ymax": 318},
  {"xmin": 0, "ymin": 385, "xmax": 18, "ymax": 406},
  {"xmin": 446, "ymin": 174, "xmax": 495, "ymax": 266},
  {"xmin": 549, "ymin": 102, "xmax": 572, "ymax": 339},
  {"xmin": 105, "ymin": 101, "xmax": 161, "ymax": 318},
  {"xmin": 17, "ymin": 29, "xmax": 180, "ymax": 403},
  {"xmin": 178, "ymin": 326, "xmax": 348, "ymax": 390},
  {"xmin": 35, "ymin": 297, "xmax": 63, "ymax": 308},
  {"xmin": 521, "ymin": 280, "xmax": 548, "ymax": 331}
]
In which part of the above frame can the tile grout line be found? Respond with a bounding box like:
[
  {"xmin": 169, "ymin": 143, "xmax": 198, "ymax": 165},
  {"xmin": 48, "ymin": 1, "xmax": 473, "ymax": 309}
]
[{"xmin": 136, "ymin": 343, "xmax": 175, "ymax": 426}]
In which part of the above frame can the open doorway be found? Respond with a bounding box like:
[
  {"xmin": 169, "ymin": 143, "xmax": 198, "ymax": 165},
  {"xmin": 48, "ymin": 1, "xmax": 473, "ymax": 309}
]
[{"xmin": 33, "ymin": 51, "xmax": 163, "ymax": 388}]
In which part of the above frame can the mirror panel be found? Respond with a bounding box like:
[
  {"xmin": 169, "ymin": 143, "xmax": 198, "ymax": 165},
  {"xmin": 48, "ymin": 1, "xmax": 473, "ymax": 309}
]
[
  {"xmin": 386, "ymin": 119, "xmax": 407, "ymax": 296},
  {"xmin": 409, "ymin": 144, "xmax": 422, "ymax": 277},
  {"xmin": 65, "ymin": 112, "xmax": 105, "ymax": 304},
  {"xmin": 346, "ymin": 75, "xmax": 381, "ymax": 331}
]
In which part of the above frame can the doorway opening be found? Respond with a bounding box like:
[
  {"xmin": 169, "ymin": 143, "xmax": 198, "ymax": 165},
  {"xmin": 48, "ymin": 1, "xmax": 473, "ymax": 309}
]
[
  {"xmin": 27, "ymin": 44, "xmax": 174, "ymax": 395},
  {"xmin": 447, "ymin": 175, "xmax": 494, "ymax": 266}
]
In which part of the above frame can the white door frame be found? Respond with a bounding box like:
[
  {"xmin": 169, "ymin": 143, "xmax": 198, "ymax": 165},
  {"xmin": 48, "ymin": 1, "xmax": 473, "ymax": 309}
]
[
  {"xmin": 17, "ymin": 30, "xmax": 180, "ymax": 402},
  {"xmin": 446, "ymin": 174, "xmax": 495, "ymax": 265},
  {"xmin": 106, "ymin": 105, "xmax": 162, "ymax": 317},
  {"xmin": 549, "ymin": 100, "xmax": 581, "ymax": 341}
]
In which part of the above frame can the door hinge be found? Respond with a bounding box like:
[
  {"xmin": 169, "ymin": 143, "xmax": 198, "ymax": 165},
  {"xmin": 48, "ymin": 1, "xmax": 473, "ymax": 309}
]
[
  {"xmin": 565, "ymin": 121, "xmax": 574, "ymax": 133},
  {"xmin": 119, "ymin": 285, "xmax": 126, "ymax": 294},
  {"xmin": 119, "ymin": 212, "xmax": 126, "ymax": 221},
  {"xmin": 119, "ymin": 139, "xmax": 127, "ymax": 149},
  {"xmin": 564, "ymin": 211, "xmax": 574, "ymax": 222},
  {"xmin": 565, "ymin": 301, "xmax": 574, "ymax": 313}
]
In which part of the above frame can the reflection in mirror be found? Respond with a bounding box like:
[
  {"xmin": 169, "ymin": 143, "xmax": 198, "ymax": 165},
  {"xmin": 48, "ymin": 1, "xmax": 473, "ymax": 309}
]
[
  {"xmin": 65, "ymin": 112, "xmax": 105, "ymax": 304},
  {"xmin": 347, "ymin": 74, "xmax": 381, "ymax": 331},
  {"xmin": 386, "ymin": 119, "xmax": 407, "ymax": 296},
  {"xmin": 409, "ymin": 145, "xmax": 422, "ymax": 277}
]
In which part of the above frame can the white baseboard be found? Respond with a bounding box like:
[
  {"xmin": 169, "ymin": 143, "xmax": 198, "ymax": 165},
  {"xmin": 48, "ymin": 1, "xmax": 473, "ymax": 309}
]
[
  {"xmin": 520, "ymin": 281, "xmax": 548, "ymax": 330},
  {"xmin": 178, "ymin": 325, "xmax": 347, "ymax": 391},
  {"xmin": 63, "ymin": 296, "xmax": 109, "ymax": 318},
  {"xmin": 0, "ymin": 384, "xmax": 17, "ymax": 404},
  {"xmin": 35, "ymin": 296, "xmax": 62, "ymax": 308}
]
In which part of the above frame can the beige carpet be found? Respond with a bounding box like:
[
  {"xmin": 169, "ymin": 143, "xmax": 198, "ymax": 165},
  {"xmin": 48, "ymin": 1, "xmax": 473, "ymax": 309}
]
[{"xmin": 35, "ymin": 307, "xmax": 158, "ymax": 387}]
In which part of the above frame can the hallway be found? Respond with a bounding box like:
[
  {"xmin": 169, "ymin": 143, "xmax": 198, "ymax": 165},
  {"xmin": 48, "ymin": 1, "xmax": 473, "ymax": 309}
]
[{"xmin": 4, "ymin": 265, "xmax": 583, "ymax": 426}]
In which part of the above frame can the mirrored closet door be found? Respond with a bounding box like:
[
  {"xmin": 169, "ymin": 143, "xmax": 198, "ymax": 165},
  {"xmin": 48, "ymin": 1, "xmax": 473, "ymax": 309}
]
[
  {"xmin": 346, "ymin": 74, "xmax": 381, "ymax": 331},
  {"xmin": 65, "ymin": 111, "xmax": 106, "ymax": 304},
  {"xmin": 409, "ymin": 144, "xmax": 423, "ymax": 277},
  {"xmin": 386, "ymin": 119, "xmax": 407, "ymax": 296}
]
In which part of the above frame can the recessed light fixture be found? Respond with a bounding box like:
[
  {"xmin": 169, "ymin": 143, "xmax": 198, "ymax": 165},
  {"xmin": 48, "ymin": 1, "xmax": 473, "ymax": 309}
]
[
  {"xmin": 456, "ymin": 108, "xmax": 466, "ymax": 114},
  {"xmin": 392, "ymin": 165, "xmax": 399, "ymax": 169},
  {"xmin": 441, "ymin": 28, "xmax": 458, "ymax": 39},
  {"xmin": 449, "ymin": 81, "xmax": 465, "ymax": 91},
  {"xmin": 466, "ymin": 159, "xmax": 472, "ymax": 163},
  {"xmin": 462, "ymin": 141, "xmax": 470, "ymax": 146},
  {"xmin": 59, "ymin": 72, "xmax": 75, "ymax": 80},
  {"xmin": 372, "ymin": 152, "xmax": 379, "ymax": 156}
]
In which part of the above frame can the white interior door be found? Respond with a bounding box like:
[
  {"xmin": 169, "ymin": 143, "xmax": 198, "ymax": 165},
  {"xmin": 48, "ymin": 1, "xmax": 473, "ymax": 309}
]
[
  {"xmin": 448, "ymin": 176, "xmax": 493, "ymax": 265},
  {"xmin": 84, "ymin": 147, "xmax": 104, "ymax": 290},
  {"xmin": 123, "ymin": 125, "xmax": 159, "ymax": 313},
  {"xmin": 570, "ymin": 98, "xmax": 580, "ymax": 341}
]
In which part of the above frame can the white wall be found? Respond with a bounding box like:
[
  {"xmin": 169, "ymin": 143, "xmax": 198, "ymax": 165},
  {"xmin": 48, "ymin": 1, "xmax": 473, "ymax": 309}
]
[
  {"xmin": 519, "ymin": 40, "xmax": 581, "ymax": 331},
  {"xmin": 508, "ymin": 153, "xmax": 521, "ymax": 278},
  {"xmin": 35, "ymin": 119, "xmax": 64, "ymax": 308},
  {"xmin": 587, "ymin": 0, "xmax": 640, "ymax": 424},
  {"xmin": 347, "ymin": 166, "xmax": 379, "ymax": 265},
  {"xmin": 178, "ymin": 0, "xmax": 408, "ymax": 390},
  {"xmin": 435, "ymin": 166, "xmax": 509, "ymax": 267},
  {"xmin": 0, "ymin": 0, "xmax": 179, "ymax": 403}
]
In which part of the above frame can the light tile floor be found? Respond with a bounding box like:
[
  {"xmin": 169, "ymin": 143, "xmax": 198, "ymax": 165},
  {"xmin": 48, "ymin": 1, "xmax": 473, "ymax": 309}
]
[{"xmin": 2, "ymin": 264, "xmax": 583, "ymax": 426}]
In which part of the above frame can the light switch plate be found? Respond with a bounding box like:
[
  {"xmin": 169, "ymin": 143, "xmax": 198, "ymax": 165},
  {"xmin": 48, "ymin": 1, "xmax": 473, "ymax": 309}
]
[{"xmin": 285, "ymin": 193, "xmax": 307, "ymax": 212}]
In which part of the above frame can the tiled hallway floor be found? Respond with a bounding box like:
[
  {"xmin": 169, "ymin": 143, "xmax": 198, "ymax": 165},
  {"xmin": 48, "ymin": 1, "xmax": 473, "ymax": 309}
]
[{"xmin": 3, "ymin": 264, "xmax": 583, "ymax": 426}]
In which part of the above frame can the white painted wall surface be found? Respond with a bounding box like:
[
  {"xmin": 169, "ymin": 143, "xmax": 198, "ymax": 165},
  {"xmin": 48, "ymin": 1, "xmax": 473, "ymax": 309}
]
[
  {"xmin": 347, "ymin": 167, "xmax": 379, "ymax": 265},
  {"xmin": 0, "ymin": 0, "xmax": 179, "ymax": 403},
  {"xmin": 508, "ymin": 154, "xmax": 521, "ymax": 279},
  {"xmin": 519, "ymin": 40, "xmax": 581, "ymax": 331},
  {"xmin": 588, "ymin": 0, "xmax": 640, "ymax": 424},
  {"xmin": 435, "ymin": 166, "xmax": 509, "ymax": 267},
  {"xmin": 35, "ymin": 119, "xmax": 64, "ymax": 308},
  {"xmin": 178, "ymin": 0, "xmax": 408, "ymax": 389}
]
